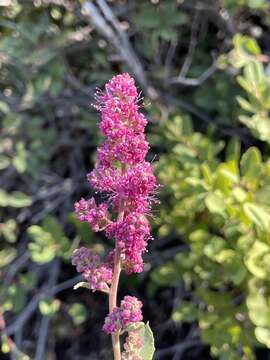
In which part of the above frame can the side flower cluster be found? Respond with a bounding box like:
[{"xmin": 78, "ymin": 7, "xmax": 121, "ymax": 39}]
[
  {"xmin": 122, "ymin": 330, "xmax": 143, "ymax": 360},
  {"xmin": 102, "ymin": 296, "xmax": 143, "ymax": 334},
  {"xmin": 72, "ymin": 247, "xmax": 112, "ymax": 292}
]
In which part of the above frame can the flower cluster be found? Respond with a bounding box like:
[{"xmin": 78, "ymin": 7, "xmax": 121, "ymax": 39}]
[
  {"xmin": 103, "ymin": 296, "xmax": 143, "ymax": 334},
  {"xmin": 106, "ymin": 214, "xmax": 151, "ymax": 273},
  {"xmin": 74, "ymin": 197, "xmax": 109, "ymax": 232},
  {"xmin": 73, "ymin": 73, "xmax": 156, "ymax": 274},
  {"xmin": 122, "ymin": 330, "xmax": 143, "ymax": 360},
  {"xmin": 71, "ymin": 247, "xmax": 112, "ymax": 292}
]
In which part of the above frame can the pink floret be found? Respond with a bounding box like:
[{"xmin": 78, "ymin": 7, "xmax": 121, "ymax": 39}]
[
  {"xmin": 72, "ymin": 247, "xmax": 112, "ymax": 292},
  {"xmin": 75, "ymin": 197, "xmax": 109, "ymax": 232},
  {"xmin": 103, "ymin": 296, "xmax": 143, "ymax": 334},
  {"xmin": 120, "ymin": 296, "xmax": 143, "ymax": 327}
]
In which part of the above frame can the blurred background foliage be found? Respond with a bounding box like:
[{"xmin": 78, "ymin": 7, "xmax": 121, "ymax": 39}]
[{"xmin": 1, "ymin": 0, "xmax": 270, "ymax": 359}]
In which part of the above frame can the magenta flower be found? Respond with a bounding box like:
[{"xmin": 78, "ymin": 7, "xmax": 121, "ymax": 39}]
[
  {"xmin": 74, "ymin": 197, "xmax": 109, "ymax": 232},
  {"xmin": 71, "ymin": 247, "xmax": 112, "ymax": 292},
  {"xmin": 120, "ymin": 296, "xmax": 143, "ymax": 327},
  {"xmin": 71, "ymin": 74, "xmax": 157, "ymax": 359},
  {"xmin": 103, "ymin": 296, "xmax": 143, "ymax": 334}
]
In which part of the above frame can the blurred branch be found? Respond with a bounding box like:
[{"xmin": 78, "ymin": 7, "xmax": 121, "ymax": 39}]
[
  {"xmin": 35, "ymin": 260, "xmax": 60, "ymax": 360},
  {"xmin": 169, "ymin": 59, "xmax": 218, "ymax": 86},
  {"xmin": 178, "ymin": 10, "xmax": 200, "ymax": 79},
  {"xmin": 154, "ymin": 339, "xmax": 201, "ymax": 359},
  {"xmin": 4, "ymin": 274, "xmax": 82, "ymax": 336},
  {"xmin": 4, "ymin": 251, "xmax": 30, "ymax": 285},
  {"xmin": 81, "ymin": 1, "xmax": 159, "ymax": 102}
]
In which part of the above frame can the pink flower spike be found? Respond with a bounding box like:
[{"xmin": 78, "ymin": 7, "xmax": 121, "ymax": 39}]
[{"xmin": 71, "ymin": 74, "xmax": 157, "ymax": 358}]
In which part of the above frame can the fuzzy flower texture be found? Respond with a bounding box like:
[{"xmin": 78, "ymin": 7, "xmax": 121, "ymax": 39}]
[{"xmin": 71, "ymin": 74, "xmax": 156, "ymax": 337}]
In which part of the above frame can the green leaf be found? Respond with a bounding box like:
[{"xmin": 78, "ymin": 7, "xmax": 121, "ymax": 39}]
[
  {"xmin": 28, "ymin": 216, "xmax": 70, "ymax": 263},
  {"xmin": 204, "ymin": 236, "xmax": 226, "ymax": 261},
  {"xmin": 245, "ymin": 241, "xmax": 270, "ymax": 279},
  {"xmin": 226, "ymin": 138, "xmax": 241, "ymax": 162},
  {"xmin": 0, "ymin": 219, "xmax": 17, "ymax": 243},
  {"xmin": 233, "ymin": 34, "xmax": 261, "ymax": 57},
  {"xmin": 151, "ymin": 263, "xmax": 179, "ymax": 286},
  {"xmin": 137, "ymin": 322, "xmax": 155, "ymax": 360},
  {"xmin": 243, "ymin": 203, "xmax": 270, "ymax": 231},
  {"xmin": 236, "ymin": 96, "xmax": 255, "ymax": 113},
  {"xmin": 12, "ymin": 141, "xmax": 27, "ymax": 173},
  {"xmin": 247, "ymin": 281, "xmax": 270, "ymax": 327},
  {"xmin": 218, "ymin": 161, "xmax": 239, "ymax": 184},
  {"xmin": 205, "ymin": 192, "xmax": 226, "ymax": 217},
  {"xmin": 39, "ymin": 299, "xmax": 60, "ymax": 317},
  {"xmin": 0, "ymin": 190, "xmax": 32, "ymax": 208},
  {"xmin": 240, "ymin": 147, "xmax": 262, "ymax": 181},
  {"xmin": 244, "ymin": 60, "xmax": 264, "ymax": 86},
  {"xmin": 68, "ymin": 303, "xmax": 88, "ymax": 325},
  {"xmin": 28, "ymin": 225, "xmax": 56, "ymax": 263},
  {"xmin": 8, "ymin": 192, "xmax": 32, "ymax": 207},
  {"xmin": 0, "ymin": 189, "xmax": 12, "ymax": 207},
  {"xmin": 172, "ymin": 301, "xmax": 197, "ymax": 322},
  {"xmin": 0, "ymin": 247, "xmax": 17, "ymax": 268},
  {"xmin": 255, "ymin": 327, "xmax": 270, "ymax": 348}
]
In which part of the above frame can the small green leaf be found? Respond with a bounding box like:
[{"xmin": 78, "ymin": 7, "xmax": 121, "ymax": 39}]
[
  {"xmin": 245, "ymin": 241, "xmax": 270, "ymax": 279},
  {"xmin": 68, "ymin": 303, "xmax": 88, "ymax": 325},
  {"xmin": 0, "ymin": 219, "xmax": 17, "ymax": 243},
  {"xmin": 244, "ymin": 61, "xmax": 264, "ymax": 85},
  {"xmin": 240, "ymin": 147, "xmax": 262, "ymax": 180},
  {"xmin": 236, "ymin": 96, "xmax": 254, "ymax": 112},
  {"xmin": 12, "ymin": 141, "xmax": 27, "ymax": 173},
  {"xmin": 39, "ymin": 298, "xmax": 60, "ymax": 317},
  {"xmin": 28, "ymin": 225, "xmax": 56, "ymax": 263},
  {"xmin": 172, "ymin": 301, "xmax": 197, "ymax": 323},
  {"xmin": 0, "ymin": 247, "xmax": 16, "ymax": 268},
  {"xmin": 247, "ymin": 282, "xmax": 270, "ymax": 327},
  {"xmin": 205, "ymin": 192, "xmax": 226, "ymax": 217},
  {"xmin": 226, "ymin": 138, "xmax": 241, "ymax": 162},
  {"xmin": 0, "ymin": 190, "xmax": 32, "ymax": 208},
  {"xmin": 243, "ymin": 203, "xmax": 270, "ymax": 231}
]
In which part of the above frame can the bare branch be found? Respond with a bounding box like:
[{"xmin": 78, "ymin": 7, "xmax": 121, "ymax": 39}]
[
  {"xmin": 178, "ymin": 10, "xmax": 200, "ymax": 79},
  {"xmin": 169, "ymin": 60, "xmax": 218, "ymax": 86}
]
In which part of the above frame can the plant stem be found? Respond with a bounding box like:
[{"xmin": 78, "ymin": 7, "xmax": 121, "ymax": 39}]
[
  {"xmin": 109, "ymin": 166, "xmax": 126, "ymax": 360},
  {"xmin": 109, "ymin": 244, "xmax": 122, "ymax": 360}
]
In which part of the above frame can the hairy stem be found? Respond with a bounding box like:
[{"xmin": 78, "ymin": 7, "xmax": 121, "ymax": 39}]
[
  {"xmin": 109, "ymin": 243, "xmax": 121, "ymax": 360},
  {"xmin": 109, "ymin": 208, "xmax": 124, "ymax": 360},
  {"xmin": 109, "ymin": 164, "xmax": 126, "ymax": 360}
]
